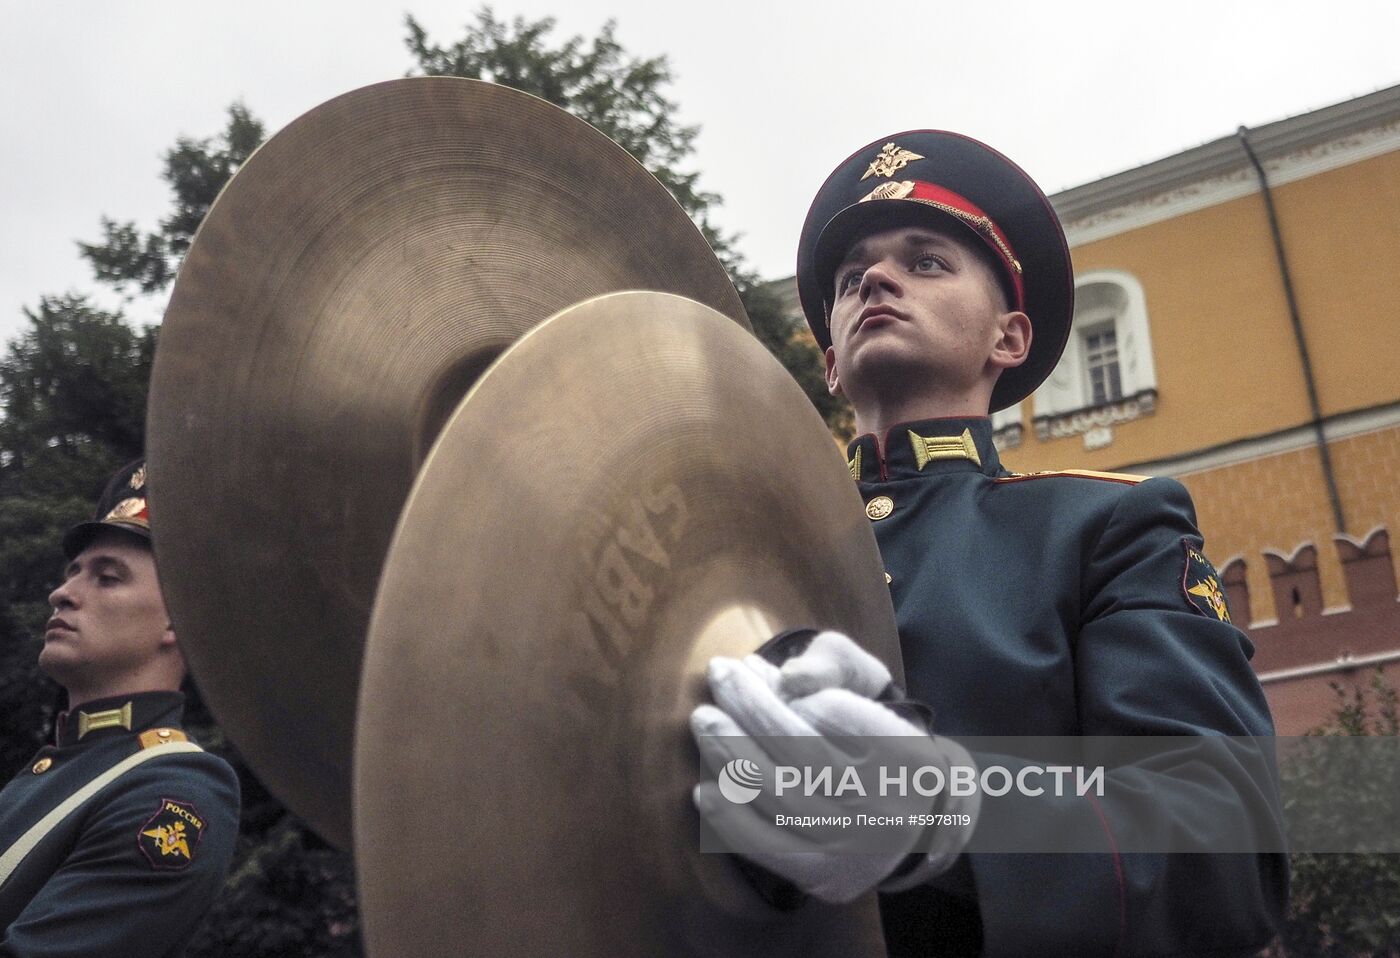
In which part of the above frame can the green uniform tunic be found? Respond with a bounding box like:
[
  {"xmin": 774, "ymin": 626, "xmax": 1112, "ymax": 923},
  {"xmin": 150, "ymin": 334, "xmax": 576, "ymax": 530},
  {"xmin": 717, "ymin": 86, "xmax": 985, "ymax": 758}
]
[
  {"xmin": 849, "ymin": 417, "xmax": 1287, "ymax": 957},
  {"xmin": 0, "ymin": 691, "xmax": 238, "ymax": 957}
]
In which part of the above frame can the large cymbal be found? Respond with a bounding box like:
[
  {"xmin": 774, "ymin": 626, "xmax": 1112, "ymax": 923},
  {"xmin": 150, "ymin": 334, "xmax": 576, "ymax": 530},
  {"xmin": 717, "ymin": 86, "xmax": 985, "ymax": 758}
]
[
  {"xmin": 355, "ymin": 292, "xmax": 898, "ymax": 957},
  {"xmin": 147, "ymin": 78, "xmax": 747, "ymax": 847}
]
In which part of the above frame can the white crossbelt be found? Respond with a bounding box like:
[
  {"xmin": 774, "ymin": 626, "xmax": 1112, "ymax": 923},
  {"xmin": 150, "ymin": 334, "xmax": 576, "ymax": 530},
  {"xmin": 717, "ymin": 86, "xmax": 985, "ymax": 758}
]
[{"xmin": 0, "ymin": 740, "xmax": 204, "ymax": 887}]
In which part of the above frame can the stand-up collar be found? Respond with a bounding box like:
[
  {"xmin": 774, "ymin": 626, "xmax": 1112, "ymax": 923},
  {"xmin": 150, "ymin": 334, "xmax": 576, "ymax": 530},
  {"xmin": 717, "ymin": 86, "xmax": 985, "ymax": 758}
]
[
  {"xmin": 845, "ymin": 417, "xmax": 1003, "ymax": 483},
  {"xmin": 55, "ymin": 690, "xmax": 185, "ymax": 747}
]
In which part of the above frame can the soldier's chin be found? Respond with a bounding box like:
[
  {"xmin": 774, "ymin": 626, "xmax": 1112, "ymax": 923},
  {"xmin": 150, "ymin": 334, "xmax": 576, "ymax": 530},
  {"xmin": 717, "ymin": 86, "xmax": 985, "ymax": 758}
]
[{"xmin": 36, "ymin": 641, "xmax": 82, "ymax": 684}]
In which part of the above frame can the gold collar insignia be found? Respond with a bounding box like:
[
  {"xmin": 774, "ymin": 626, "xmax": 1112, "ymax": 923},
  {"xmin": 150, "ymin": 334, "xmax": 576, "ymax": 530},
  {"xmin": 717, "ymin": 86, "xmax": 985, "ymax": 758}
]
[
  {"xmin": 77, "ymin": 701, "xmax": 133, "ymax": 739},
  {"xmin": 848, "ymin": 446, "xmax": 863, "ymax": 481},
  {"xmin": 909, "ymin": 428, "xmax": 981, "ymax": 470}
]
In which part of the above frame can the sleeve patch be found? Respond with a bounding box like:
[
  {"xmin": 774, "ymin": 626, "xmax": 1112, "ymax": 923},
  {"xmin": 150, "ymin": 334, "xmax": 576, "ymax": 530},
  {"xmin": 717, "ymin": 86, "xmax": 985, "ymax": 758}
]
[
  {"xmin": 1181, "ymin": 539, "xmax": 1231, "ymax": 622},
  {"xmin": 137, "ymin": 798, "xmax": 206, "ymax": 870}
]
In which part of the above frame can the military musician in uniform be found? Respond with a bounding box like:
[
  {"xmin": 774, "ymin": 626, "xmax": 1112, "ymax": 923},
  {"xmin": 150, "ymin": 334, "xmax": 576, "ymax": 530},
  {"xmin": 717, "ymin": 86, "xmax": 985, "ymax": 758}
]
[
  {"xmin": 0, "ymin": 460, "xmax": 239, "ymax": 957},
  {"xmin": 692, "ymin": 132, "xmax": 1287, "ymax": 956}
]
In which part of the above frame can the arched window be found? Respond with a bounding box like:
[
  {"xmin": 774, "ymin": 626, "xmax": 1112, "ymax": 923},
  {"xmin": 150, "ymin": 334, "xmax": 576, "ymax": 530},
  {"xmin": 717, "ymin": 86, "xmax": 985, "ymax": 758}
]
[{"xmin": 1032, "ymin": 271, "xmax": 1158, "ymax": 446}]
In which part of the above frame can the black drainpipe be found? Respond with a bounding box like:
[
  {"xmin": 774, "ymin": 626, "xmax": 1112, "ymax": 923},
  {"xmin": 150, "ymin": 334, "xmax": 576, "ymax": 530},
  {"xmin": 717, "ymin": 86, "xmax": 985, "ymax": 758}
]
[{"xmin": 1237, "ymin": 125, "xmax": 1347, "ymax": 534}]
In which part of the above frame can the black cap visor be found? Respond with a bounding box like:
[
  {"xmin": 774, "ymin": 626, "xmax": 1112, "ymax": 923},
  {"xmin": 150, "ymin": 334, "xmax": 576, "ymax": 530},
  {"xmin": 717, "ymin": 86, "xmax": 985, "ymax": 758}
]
[{"xmin": 62, "ymin": 520, "xmax": 152, "ymax": 561}]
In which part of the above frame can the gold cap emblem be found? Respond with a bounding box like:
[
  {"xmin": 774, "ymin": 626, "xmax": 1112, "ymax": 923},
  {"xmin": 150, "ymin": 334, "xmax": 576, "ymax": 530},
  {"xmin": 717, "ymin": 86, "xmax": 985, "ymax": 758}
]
[
  {"xmin": 129, "ymin": 464, "xmax": 147, "ymax": 490},
  {"xmin": 861, "ymin": 180, "xmax": 916, "ymax": 202},
  {"xmin": 103, "ymin": 497, "xmax": 146, "ymax": 524},
  {"xmin": 861, "ymin": 143, "xmax": 924, "ymax": 181}
]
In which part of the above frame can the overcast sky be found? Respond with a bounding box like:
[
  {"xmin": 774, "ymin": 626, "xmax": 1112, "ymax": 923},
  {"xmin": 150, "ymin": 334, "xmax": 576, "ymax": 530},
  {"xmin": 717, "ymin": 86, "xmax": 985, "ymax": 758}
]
[{"xmin": 4, "ymin": 1, "xmax": 1399, "ymax": 346}]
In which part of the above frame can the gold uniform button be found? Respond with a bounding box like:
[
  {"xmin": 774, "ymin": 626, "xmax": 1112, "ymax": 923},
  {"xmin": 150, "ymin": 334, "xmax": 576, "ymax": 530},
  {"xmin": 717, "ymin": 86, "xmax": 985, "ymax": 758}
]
[
  {"xmin": 884, "ymin": 572, "xmax": 893, "ymax": 584},
  {"xmin": 157, "ymin": 729, "xmax": 171, "ymax": 739},
  {"xmin": 865, "ymin": 495, "xmax": 894, "ymax": 521},
  {"xmin": 32, "ymin": 757, "xmax": 52, "ymax": 774}
]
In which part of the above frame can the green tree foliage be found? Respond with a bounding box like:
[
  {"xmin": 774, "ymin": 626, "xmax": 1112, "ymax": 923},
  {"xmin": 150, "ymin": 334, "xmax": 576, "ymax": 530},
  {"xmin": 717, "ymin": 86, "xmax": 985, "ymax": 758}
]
[
  {"xmin": 78, "ymin": 104, "xmax": 264, "ymax": 295},
  {"xmin": 0, "ymin": 296, "xmax": 152, "ymax": 489},
  {"xmin": 1271, "ymin": 672, "xmax": 1400, "ymax": 957},
  {"xmin": 739, "ymin": 278, "xmax": 851, "ymax": 436},
  {"xmin": 406, "ymin": 10, "xmax": 716, "ymax": 246},
  {"xmin": 405, "ymin": 8, "xmax": 846, "ymax": 432}
]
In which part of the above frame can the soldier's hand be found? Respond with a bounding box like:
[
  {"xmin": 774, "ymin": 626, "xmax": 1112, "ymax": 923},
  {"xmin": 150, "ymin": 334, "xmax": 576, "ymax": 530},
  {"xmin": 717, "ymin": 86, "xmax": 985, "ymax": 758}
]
[
  {"xmin": 690, "ymin": 633, "xmax": 980, "ymax": 904},
  {"xmin": 756, "ymin": 628, "xmax": 895, "ymax": 699}
]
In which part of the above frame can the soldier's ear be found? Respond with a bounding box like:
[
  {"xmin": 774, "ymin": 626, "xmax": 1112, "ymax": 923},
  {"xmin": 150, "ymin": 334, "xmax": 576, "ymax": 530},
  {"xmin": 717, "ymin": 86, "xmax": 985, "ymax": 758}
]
[
  {"xmin": 824, "ymin": 346, "xmax": 844, "ymax": 397},
  {"xmin": 990, "ymin": 311, "xmax": 1031, "ymax": 371}
]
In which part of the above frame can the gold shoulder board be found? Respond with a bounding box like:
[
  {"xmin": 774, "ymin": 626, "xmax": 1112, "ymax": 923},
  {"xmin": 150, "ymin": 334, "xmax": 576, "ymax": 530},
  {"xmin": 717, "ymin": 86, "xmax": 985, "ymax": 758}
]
[{"xmin": 138, "ymin": 728, "xmax": 192, "ymax": 750}]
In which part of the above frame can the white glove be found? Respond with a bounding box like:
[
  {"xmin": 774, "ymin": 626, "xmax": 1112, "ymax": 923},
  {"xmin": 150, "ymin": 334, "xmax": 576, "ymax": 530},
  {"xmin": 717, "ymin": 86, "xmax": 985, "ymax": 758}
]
[
  {"xmin": 691, "ymin": 632, "xmax": 980, "ymax": 904},
  {"xmin": 768, "ymin": 629, "xmax": 895, "ymax": 700}
]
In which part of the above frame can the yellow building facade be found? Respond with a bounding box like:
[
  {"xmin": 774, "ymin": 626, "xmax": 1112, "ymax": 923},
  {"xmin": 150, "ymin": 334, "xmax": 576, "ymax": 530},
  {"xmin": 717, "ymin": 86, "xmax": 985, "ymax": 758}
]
[
  {"xmin": 992, "ymin": 88, "xmax": 1400, "ymax": 731},
  {"xmin": 1008, "ymin": 88, "xmax": 1400, "ymax": 617}
]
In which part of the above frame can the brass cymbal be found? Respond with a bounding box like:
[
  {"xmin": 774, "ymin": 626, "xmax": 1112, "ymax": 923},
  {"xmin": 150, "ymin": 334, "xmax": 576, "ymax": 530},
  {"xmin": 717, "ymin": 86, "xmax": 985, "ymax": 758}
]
[
  {"xmin": 355, "ymin": 292, "xmax": 898, "ymax": 957},
  {"xmin": 147, "ymin": 78, "xmax": 747, "ymax": 847}
]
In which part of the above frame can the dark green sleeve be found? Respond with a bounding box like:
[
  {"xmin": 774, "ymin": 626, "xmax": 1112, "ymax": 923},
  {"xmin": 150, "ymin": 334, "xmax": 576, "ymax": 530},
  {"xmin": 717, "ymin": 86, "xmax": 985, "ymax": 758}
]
[
  {"xmin": 0, "ymin": 752, "xmax": 240, "ymax": 958},
  {"xmin": 970, "ymin": 477, "xmax": 1288, "ymax": 957}
]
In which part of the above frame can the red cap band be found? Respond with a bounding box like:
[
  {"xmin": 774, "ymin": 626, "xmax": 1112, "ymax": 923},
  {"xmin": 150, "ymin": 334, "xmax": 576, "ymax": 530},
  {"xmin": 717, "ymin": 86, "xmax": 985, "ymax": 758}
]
[{"xmin": 861, "ymin": 179, "xmax": 1026, "ymax": 310}]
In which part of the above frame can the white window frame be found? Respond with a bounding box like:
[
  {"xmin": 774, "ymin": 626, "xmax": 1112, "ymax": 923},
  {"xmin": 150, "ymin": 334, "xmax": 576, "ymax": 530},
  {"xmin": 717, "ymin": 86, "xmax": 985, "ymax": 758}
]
[
  {"xmin": 990, "ymin": 403, "xmax": 1022, "ymax": 431},
  {"xmin": 989, "ymin": 402, "xmax": 1024, "ymax": 450},
  {"xmin": 1033, "ymin": 270, "xmax": 1157, "ymax": 418},
  {"xmin": 1081, "ymin": 320, "xmax": 1123, "ymax": 406}
]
